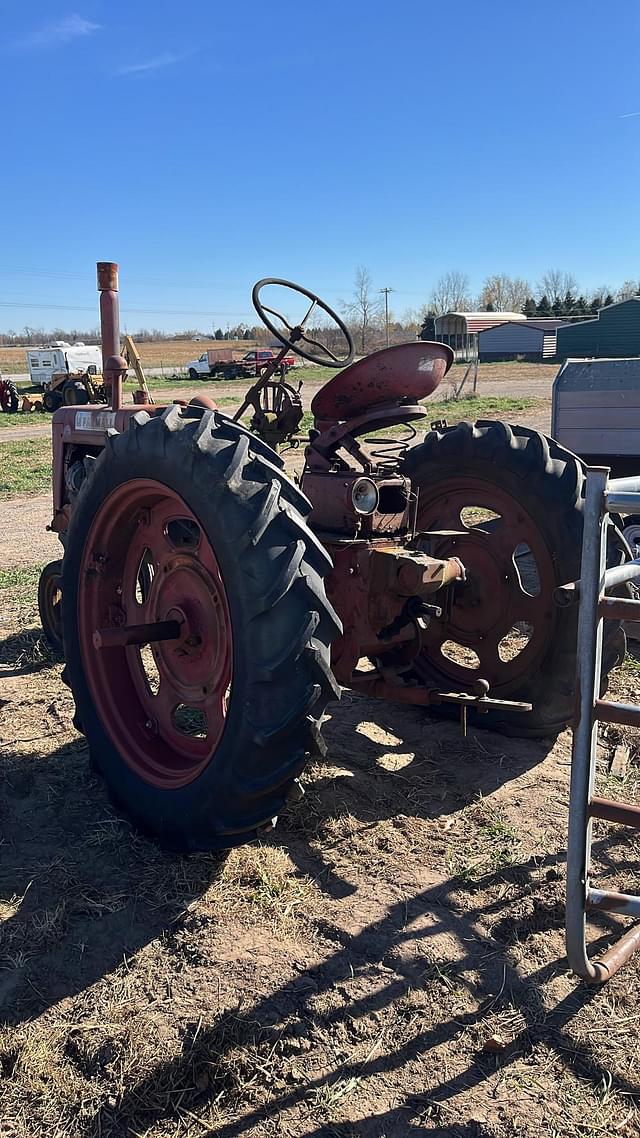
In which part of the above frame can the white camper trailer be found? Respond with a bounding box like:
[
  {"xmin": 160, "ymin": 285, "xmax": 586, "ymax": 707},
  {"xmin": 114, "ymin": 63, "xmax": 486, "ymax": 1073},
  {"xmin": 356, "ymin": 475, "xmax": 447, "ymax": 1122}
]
[{"xmin": 27, "ymin": 342, "xmax": 102, "ymax": 389}]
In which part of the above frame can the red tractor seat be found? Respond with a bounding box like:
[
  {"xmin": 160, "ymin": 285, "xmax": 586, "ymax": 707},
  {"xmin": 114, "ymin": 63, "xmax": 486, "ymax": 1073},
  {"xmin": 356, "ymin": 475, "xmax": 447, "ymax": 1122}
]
[{"xmin": 310, "ymin": 341, "xmax": 454, "ymax": 422}]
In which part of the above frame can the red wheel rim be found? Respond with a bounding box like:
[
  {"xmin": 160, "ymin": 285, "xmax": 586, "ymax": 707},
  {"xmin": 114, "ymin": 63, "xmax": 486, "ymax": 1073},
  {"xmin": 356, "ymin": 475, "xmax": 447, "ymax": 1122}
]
[
  {"xmin": 416, "ymin": 477, "xmax": 557, "ymax": 692},
  {"xmin": 78, "ymin": 479, "xmax": 233, "ymax": 789}
]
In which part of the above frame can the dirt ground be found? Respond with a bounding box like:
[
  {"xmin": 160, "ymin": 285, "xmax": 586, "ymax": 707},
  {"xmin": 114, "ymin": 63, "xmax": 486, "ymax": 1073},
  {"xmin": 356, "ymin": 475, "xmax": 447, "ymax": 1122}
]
[{"xmin": 2, "ymin": 360, "xmax": 640, "ymax": 1138}]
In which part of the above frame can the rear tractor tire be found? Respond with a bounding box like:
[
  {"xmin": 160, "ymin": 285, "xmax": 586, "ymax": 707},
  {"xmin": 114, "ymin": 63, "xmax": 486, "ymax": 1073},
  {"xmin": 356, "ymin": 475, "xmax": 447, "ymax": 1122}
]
[
  {"xmin": 61, "ymin": 406, "xmax": 341, "ymax": 851},
  {"xmin": 0, "ymin": 379, "xmax": 19, "ymax": 414},
  {"xmin": 401, "ymin": 419, "xmax": 626, "ymax": 737}
]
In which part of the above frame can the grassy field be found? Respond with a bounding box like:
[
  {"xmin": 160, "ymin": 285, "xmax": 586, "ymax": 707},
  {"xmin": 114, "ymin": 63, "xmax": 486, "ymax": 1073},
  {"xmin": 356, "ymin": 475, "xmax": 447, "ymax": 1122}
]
[
  {"xmin": 0, "ymin": 438, "xmax": 51, "ymax": 495},
  {"xmin": 0, "ymin": 411, "xmax": 51, "ymax": 430}
]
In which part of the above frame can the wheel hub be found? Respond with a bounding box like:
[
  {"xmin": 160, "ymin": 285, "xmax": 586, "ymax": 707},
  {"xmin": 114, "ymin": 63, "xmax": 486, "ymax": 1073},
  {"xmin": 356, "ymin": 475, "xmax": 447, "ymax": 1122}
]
[
  {"xmin": 417, "ymin": 478, "xmax": 556, "ymax": 691},
  {"xmin": 78, "ymin": 479, "xmax": 233, "ymax": 789}
]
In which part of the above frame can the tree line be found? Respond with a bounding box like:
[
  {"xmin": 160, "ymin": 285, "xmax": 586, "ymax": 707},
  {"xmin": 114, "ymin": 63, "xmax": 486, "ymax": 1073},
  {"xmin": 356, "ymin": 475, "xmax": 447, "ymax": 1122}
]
[
  {"xmin": 340, "ymin": 267, "xmax": 640, "ymax": 355},
  {"xmin": 426, "ymin": 268, "xmax": 639, "ymax": 318},
  {"xmin": 3, "ymin": 266, "xmax": 638, "ymax": 353},
  {"xmin": 0, "ymin": 323, "xmax": 265, "ymax": 348}
]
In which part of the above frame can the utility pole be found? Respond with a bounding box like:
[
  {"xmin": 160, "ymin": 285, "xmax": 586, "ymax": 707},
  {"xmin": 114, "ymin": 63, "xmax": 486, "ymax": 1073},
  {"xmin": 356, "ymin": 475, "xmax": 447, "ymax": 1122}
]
[{"xmin": 380, "ymin": 286, "xmax": 393, "ymax": 347}]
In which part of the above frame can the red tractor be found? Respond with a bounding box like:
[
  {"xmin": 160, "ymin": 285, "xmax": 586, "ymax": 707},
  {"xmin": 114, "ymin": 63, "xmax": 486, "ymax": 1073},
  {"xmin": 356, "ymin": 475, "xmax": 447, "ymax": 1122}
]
[{"xmin": 39, "ymin": 264, "xmax": 625, "ymax": 851}]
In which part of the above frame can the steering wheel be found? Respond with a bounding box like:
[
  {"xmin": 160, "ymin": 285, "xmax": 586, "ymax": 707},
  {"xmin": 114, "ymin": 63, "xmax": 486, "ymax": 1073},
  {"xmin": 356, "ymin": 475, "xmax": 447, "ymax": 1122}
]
[{"xmin": 252, "ymin": 278, "xmax": 355, "ymax": 368}]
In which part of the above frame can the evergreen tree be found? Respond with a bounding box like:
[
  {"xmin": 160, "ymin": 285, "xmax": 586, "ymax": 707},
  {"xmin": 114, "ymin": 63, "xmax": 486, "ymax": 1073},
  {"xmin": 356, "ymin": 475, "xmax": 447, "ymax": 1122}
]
[
  {"xmin": 420, "ymin": 313, "xmax": 436, "ymax": 339},
  {"xmin": 485, "ymin": 300, "xmax": 495, "ymax": 312},
  {"xmin": 536, "ymin": 294, "xmax": 552, "ymax": 317},
  {"xmin": 563, "ymin": 289, "xmax": 577, "ymax": 315},
  {"xmin": 604, "ymin": 293, "xmax": 615, "ymax": 307},
  {"xmin": 575, "ymin": 295, "xmax": 589, "ymax": 315},
  {"xmin": 590, "ymin": 295, "xmax": 602, "ymax": 315},
  {"xmin": 552, "ymin": 296, "xmax": 564, "ymax": 317},
  {"xmin": 523, "ymin": 296, "xmax": 537, "ymax": 317},
  {"xmin": 214, "ymin": 328, "xmax": 224, "ymax": 340}
]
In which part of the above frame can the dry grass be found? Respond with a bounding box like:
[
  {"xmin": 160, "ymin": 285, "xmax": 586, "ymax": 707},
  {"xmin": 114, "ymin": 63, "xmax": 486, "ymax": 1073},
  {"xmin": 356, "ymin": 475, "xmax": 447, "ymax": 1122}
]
[
  {"xmin": 0, "ymin": 340, "xmax": 258, "ymax": 375},
  {"xmin": 0, "ymin": 438, "xmax": 52, "ymax": 496}
]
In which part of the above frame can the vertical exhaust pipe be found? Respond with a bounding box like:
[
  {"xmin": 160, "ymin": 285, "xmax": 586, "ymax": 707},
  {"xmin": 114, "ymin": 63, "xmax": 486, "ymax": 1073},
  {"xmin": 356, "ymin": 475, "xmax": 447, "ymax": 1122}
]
[{"xmin": 97, "ymin": 261, "xmax": 127, "ymax": 411}]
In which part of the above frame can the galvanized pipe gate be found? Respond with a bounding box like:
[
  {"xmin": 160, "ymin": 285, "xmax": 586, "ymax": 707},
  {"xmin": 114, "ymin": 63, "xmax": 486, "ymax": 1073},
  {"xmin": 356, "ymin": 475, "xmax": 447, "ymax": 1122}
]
[{"xmin": 565, "ymin": 468, "xmax": 640, "ymax": 981}]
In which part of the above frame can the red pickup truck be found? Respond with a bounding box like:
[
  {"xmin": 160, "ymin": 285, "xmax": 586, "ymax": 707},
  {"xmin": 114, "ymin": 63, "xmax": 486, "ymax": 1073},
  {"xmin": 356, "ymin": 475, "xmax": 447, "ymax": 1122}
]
[
  {"xmin": 242, "ymin": 349, "xmax": 296, "ymax": 376},
  {"xmin": 188, "ymin": 348, "xmax": 297, "ymax": 381}
]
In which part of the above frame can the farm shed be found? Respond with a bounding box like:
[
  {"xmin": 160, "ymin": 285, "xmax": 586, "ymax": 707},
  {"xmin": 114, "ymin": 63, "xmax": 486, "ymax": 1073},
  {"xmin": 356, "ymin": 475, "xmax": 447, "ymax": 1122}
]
[
  {"xmin": 432, "ymin": 311, "xmax": 526, "ymax": 361},
  {"xmin": 478, "ymin": 319, "xmax": 567, "ymax": 361},
  {"xmin": 556, "ymin": 296, "xmax": 640, "ymax": 360},
  {"xmin": 551, "ymin": 356, "xmax": 640, "ymax": 469}
]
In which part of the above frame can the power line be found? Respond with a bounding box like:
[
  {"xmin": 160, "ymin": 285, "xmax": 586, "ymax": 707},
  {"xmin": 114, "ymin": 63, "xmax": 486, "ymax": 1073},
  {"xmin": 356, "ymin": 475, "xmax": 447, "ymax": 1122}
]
[{"xmin": 0, "ymin": 298, "xmax": 254, "ymax": 319}]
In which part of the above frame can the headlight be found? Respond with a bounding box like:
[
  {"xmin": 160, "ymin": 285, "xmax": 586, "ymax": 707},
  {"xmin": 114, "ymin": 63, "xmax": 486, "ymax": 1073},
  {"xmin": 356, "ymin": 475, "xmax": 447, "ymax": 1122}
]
[{"xmin": 351, "ymin": 477, "xmax": 379, "ymax": 515}]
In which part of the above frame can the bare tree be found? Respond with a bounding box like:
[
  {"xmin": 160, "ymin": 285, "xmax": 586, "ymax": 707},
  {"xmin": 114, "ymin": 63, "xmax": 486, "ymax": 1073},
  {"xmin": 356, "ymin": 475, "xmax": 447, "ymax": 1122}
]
[
  {"xmin": 478, "ymin": 274, "xmax": 531, "ymax": 312},
  {"xmin": 429, "ymin": 270, "xmax": 471, "ymax": 314},
  {"xmin": 401, "ymin": 307, "xmax": 423, "ymax": 337},
  {"xmin": 616, "ymin": 279, "xmax": 640, "ymax": 301},
  {"xmin": 538, "ymin": 269, "xmax": 579, "ymax": 305},
  {"xmin": 343, "ymin": 266, "xmax": 382, "ymax": 354}
]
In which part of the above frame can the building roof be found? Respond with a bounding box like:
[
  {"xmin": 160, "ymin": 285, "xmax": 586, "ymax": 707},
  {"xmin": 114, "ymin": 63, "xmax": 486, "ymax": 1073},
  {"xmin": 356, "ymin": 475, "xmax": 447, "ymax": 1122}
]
[
  {"xmin": 479, "ymin": 319, "xmax": 568, "ymax": 335},
  {"xmin": 435, "ymin": 311, "xmax": 527, "ymax": 334},
  {"xmin": 523, "ymin": 318, "xmax": 570, "ymax": 330},
  {"xmin": 598, "ymin": 296, "xmax": 640, "ymax": 314}
]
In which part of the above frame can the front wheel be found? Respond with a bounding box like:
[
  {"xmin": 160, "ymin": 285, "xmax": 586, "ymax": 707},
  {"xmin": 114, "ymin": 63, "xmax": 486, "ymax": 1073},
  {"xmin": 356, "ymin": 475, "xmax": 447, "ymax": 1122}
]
[
  {"xmin": 38, "ymin": 560, "xmax": 63, "ymax": 653},
  {"xmin": 43, "ymin": 388, "xmax": 63, "ymax": 413},
  {"xmin": 61, "ymin": 406, "xmax": 341, "ymax": 850},
  {"xmin": 401, "ymin": 420, "xmax": 626, "ymax": 737},
  {"xmin": 188, "ymin": 368, "xmax": 199, "ymax": 381},
  {"xmin": 63, "ymin": 380, "xmax": 89, "ymax": 406}
]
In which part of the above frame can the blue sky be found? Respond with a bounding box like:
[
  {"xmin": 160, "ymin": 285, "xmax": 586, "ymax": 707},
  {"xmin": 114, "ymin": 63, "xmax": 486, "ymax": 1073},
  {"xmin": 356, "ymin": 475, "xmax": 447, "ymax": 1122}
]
[{"xmin": 1, "ymin": 0, "xmax": 639, "ymax": 332}]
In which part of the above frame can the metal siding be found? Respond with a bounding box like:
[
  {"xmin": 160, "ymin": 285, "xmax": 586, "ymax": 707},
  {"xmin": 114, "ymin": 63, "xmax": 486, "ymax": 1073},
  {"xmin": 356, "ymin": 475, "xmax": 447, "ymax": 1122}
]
[
  {"xmin": 556, "ymin": 300, "xmax": 640, "ymax": 359},
  {"xmin": 478, "ymin": 324, "xmax": 543, "ymax": 354},
  {"xmin": 553, "ymin": 356, "xmax": 640, "ymax": 456},
  {"xmin": 553, "ymin": 427, "xmax": 640, "ymax": 456}
]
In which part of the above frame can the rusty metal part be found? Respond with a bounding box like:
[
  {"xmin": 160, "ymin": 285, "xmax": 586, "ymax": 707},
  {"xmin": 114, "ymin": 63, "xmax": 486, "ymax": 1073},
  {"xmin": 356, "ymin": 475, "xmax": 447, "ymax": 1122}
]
[
  {"xmin": 411, "ymin": 478, "xmax": 556, "ymax": 692},
  {"xmin": 581, "ymin": 926, "xmax": 640, "ymax": 984},
  {"xmin": 307, "ymin": 403, "xmax": 426, "ymax": 470},
  {"xmin": 347, "ymin": 669, "xmax": 531, "ymax": 712},
  {"xmin": 326, "ymin": 539, "xmax": 466, "ymax": 686},
  {"xmin": 97, "ymin": 262, "xmax": 123, "ymax": 409},
  {"xmin": 233, "ymin": 344, "xmax": 296, "ymax": 426},
  {"xmin": 310, "ymin": 341, "xmax": 453, "ymax": 422},
  {"xmin": 597, "ymin": 595, "xmax": 640, "ymax": 622},
  {"xmin": 103, "ymin": 355, "xmax": 128, "ymax": 412},
  {"xmin": 368, "ymin": 544, "xmax": 464, "ymax": 596},
  {"xmin": 589, "ymin": 795, "xmax": 640, "ymax": 826},
  {"xmin": 594, "ymin": 698, "xmax": 640, "ymax": 727},
  {"xmin": 93, "ymin": 619, "xmax": 183, "ymax": 650},
  {"xmin": 188, "ymin": 395, "xmax": 218, "ymax": 411},
  {"xmin": 304, "ymin": 470, "xmax": 413, "ymax": 538},
  {"xmin": 245, "ymin": 379, "xmax": 304, "ymax": 448},
  {"xmin": 588, "ymin": 889, "xmax": 640, "ymax": 917}
]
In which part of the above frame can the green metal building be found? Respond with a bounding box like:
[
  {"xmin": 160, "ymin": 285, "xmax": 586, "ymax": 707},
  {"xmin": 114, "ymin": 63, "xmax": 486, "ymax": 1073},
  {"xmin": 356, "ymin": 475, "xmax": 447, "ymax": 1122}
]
[{"xmin": 556, "ymin": 297, "xmax": 640, "ymax": 359}]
